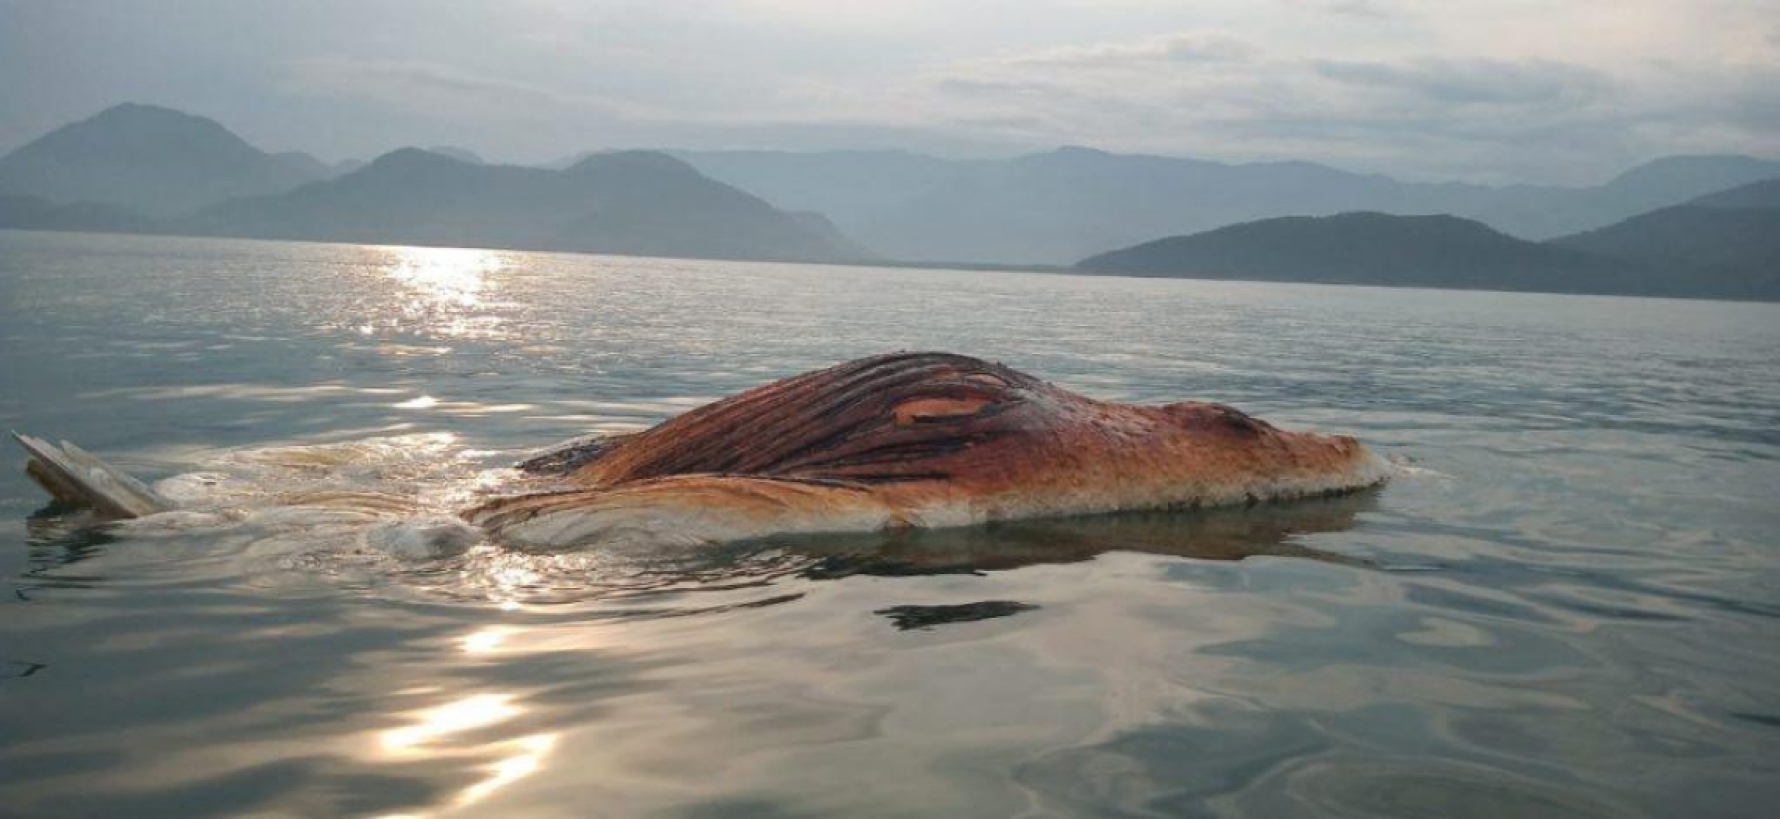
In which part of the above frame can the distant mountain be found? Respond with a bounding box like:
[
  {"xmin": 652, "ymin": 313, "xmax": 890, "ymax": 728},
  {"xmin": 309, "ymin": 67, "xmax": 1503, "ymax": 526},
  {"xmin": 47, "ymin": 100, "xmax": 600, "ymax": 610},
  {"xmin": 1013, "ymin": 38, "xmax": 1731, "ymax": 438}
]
[
  {"xmin": 537, "ymin": 150, "xmax": 598, "ymax": 171},
  {"xmin": 1599, "ymin": 156, "xmax": 1780, "ymax": 208},
  {"xmin": 1076, "ymin": 212, "xmax": 1648, "ymax": 296},
  {"xmin": 1455, "ymin": 156, "xmax": 1780, "ymax": 242},
  {"xmin": 1549, "ymin": 189, "xmax": 1780, "ymax": 300},
  {"xmin": 425, "ymin": 145, "xmax": 485, "ymax": 165},
  {"xmin": 867, "ymin": 147, "xmax": 1429, "ymax": 264},
  {"xmin": 679, "ymin": 147, "xmax": 1780, "ymax": 265},
  {"xmin": 0, "ymin": 193, "xmax": 160, "ymax": 234},
  {"xmin": 183, "ymin": 148, "xmax": 865, "ymax": 262},
  {"xmin": 270, "ymin": 150, "xmax": 334, "ymax": 180},
  {"xmin": 1685, "ymin": 178, "xmax": 1780, "ymax": 210},
  {"xmin": 784, "ymin": 210, "xmax": 874, "ymax": 261},
  {"xmin": 0, "ymin": 103, "xmax": 329, "ymax": 216},
  {"xmin": 670, "ymin": 150, "xmax": 978, "ymax": 254},
  {"xmin": 8, "ymin": 104, "xmax": 1774, "ymax": 280}
]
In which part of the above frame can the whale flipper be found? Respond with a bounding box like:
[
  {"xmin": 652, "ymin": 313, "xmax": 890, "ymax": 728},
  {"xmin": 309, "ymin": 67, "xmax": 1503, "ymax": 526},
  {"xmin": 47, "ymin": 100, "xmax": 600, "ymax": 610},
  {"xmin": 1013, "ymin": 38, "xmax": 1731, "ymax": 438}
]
[{"xmin": 12, "ymin": 432, "xmax": 172, "ymax": 518}]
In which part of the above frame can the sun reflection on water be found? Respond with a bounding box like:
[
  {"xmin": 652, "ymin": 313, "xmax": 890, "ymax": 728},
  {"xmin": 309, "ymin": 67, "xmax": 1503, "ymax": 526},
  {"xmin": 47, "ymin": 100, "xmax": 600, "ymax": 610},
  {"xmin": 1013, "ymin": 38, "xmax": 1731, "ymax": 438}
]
[
  {"xmin": 379, "ymin": 693, "xmax": 519, "ymax": 753},
  {"xmin": 460, "ymin": 625, "xmax": 516, "ymax": 655},
  {"xmin": 367, "ymin": 623, "xmax": 609, "ymax": 815},
  {"xmin": 455, "ymin": 733, "xmax": 559, "ymax": 808},
  {"xmin": 388, "ymin": 246, "xmax": 502, "ymax": 309},
  {"xmin": 374, "ymin": 688, "xmax": 560, "ymax": 815},
  {"xmin": 366, "ymin": 246, "xmax": 510, "ymax": 340}
]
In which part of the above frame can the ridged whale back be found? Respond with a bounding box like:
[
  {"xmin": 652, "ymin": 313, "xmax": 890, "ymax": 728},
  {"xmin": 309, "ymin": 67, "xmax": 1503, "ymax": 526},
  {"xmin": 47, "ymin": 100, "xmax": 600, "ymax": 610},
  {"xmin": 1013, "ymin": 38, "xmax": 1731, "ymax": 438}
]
[{"xmin": 577, "ymin": 352, "xmax": 1052, "ymax": 485}]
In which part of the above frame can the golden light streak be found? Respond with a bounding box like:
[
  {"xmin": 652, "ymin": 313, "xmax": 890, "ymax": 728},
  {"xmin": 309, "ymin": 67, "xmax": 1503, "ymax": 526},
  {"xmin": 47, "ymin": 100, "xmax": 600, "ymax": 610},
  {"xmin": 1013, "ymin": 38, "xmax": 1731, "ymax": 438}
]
[
  {"xmin": 379, "ymin": 693, "xmax": 519, "ymax": 754},
  {"xmin": 454, "ymin": 733, "xmax": 560, "ymax": 808}
]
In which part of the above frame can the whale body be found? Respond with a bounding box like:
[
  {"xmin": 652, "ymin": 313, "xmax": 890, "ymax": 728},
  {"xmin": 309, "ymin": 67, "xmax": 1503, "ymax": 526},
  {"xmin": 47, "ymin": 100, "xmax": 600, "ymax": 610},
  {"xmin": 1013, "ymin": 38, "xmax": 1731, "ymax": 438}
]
[
  {"xmin": 16, "ymin": 353, "xmax": 1391, "ymax": 551},
  {"xmin": 465, "ymin": 353, "xmax": 1391, "ymax": 550}
]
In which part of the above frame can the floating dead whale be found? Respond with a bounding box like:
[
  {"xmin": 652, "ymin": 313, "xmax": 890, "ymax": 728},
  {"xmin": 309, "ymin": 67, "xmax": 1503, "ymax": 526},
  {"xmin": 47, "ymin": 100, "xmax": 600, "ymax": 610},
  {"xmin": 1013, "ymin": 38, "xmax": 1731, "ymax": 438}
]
[{"xmin": 15, "ymin": 352, "xmax": 1391, "ymax": 551}]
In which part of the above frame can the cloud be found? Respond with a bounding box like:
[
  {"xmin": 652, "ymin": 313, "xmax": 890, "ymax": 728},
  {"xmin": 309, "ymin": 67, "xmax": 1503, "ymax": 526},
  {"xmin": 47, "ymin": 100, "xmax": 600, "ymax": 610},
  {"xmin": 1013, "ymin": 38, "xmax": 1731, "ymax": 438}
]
[
  {"xmin": 901, "ymin": 35, "xmax": 1724, "ymax": 183},
  {"xmin": 908, "ymin": 31, "xmax": 1266, "ymax": 135},
  {"xmin": 1313, "ymin": 57, "xmax": 1611, "ymax": 106},
  {"xmin": 284, "ymin": 56, "xmax": 633, "ymax": 118},
  {"xmin": 1328, "ymin": 0, "xmax": 1400, "ymax": 19},
  {"xmin": 982, "ymin": 33, "xmax": 1261, "ymax": 71},
  {"xmin": 1292, "ymin": 0, "xmax": 1404, "ymax": 20},
  {"xmin": 5, "ymin": 0, "xmax": 1777, "ymax": 182}
]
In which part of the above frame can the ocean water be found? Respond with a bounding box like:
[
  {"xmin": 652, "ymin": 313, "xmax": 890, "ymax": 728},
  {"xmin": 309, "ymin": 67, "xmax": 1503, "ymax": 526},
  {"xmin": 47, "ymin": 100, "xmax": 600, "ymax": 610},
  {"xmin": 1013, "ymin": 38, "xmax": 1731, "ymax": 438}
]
[{"xmin": 1, "ymin": 229, "xmax": 1777, "ymax": 818}]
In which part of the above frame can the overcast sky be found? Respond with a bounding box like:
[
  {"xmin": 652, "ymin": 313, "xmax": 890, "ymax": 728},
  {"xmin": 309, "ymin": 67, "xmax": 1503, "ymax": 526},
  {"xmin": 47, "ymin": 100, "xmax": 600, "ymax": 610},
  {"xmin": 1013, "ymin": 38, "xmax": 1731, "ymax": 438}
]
[{"xmin": 3, "ymin": 0, "xmax": 1777, "ymax": 184}]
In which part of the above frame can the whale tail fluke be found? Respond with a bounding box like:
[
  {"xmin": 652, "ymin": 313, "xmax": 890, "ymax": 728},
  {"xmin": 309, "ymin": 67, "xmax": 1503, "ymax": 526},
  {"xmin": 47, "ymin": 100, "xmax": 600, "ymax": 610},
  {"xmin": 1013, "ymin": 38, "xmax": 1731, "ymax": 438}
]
[{"xmin": 11, "ymin": 432, "xmax": 172, "ymax": 518}]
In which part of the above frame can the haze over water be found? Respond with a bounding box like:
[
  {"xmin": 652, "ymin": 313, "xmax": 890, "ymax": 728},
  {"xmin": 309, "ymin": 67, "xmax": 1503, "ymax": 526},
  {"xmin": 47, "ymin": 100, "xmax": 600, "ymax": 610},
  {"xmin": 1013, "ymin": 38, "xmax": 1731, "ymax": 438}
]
[{"xmin": 1, "ymin": 230, "xmax": 1778, "ymax": 816}]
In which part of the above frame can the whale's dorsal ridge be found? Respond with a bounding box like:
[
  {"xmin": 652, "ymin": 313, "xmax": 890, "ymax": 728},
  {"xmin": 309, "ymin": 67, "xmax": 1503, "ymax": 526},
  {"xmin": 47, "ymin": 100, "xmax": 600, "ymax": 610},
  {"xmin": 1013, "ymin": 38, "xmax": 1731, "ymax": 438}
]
[{"xmin": 573, "ymin": 353, "xmax": 1050, "ymax": 486}]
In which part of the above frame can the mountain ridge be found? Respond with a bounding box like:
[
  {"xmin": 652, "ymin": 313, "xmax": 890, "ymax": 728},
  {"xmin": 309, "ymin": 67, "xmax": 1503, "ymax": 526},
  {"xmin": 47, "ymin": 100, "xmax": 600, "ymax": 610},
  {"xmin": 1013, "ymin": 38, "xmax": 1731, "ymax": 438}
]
[
  {"xmin": 180, "ymin": 147, "xmax": 865, "ymax": 263},
  {"xmin": 1548, "ymin": 196, "xmax": 1780, "ymax": 300},
  {"xmin": 1685, "ymin": 178, "xmax": 1780, "ymax": 210},
  {"xmin": 0, "ymin": 103, "xmax": 328, "ymax": 216},
  {"xmin": 677, "ymin": 147, "xmax": 1780, "ymax": 264},
  {"xmin": 1076, "ymin": 210, "xmax": 1778, "ymax": 301},
  {"xmin": 3, "ymin": 104, "xmax": 1775, "ymax": 297}
]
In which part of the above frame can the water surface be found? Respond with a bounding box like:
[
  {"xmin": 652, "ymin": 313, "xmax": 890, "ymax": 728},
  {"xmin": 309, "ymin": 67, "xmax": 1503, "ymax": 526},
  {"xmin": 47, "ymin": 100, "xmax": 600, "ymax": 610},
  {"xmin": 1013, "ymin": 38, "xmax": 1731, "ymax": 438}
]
[{"xmin": 2, "ymin": 230, "xmax": 1777, "ymax": 817}]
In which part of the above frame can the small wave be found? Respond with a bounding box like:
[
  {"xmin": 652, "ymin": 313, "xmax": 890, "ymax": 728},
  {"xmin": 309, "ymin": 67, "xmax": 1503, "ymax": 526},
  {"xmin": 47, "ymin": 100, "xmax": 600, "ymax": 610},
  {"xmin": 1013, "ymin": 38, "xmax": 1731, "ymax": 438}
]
[{"xmin": 1385, "ymin": 451, "xmax": 1451, "ymax": 481}]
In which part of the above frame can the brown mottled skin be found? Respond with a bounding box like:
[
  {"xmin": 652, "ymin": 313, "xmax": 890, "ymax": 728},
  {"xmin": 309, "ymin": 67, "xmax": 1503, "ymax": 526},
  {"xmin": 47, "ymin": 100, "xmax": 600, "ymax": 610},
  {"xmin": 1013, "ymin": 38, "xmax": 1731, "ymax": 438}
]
[{"xmin": 467, "ymin": 353, "xmax": 1386, "ymax": 549}]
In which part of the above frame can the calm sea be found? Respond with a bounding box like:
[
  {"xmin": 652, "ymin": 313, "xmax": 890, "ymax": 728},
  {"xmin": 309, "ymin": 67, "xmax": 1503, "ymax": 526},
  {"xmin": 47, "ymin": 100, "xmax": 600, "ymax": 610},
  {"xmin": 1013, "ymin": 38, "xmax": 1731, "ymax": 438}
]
[{"xmin": 2, "ymin": 230, "xmax": 1777, "ymax": 817}]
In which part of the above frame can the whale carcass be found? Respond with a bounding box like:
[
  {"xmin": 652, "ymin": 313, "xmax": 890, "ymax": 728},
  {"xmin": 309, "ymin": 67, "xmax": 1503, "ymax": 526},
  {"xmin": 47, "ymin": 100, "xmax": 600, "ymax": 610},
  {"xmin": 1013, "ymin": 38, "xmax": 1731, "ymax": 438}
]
[
  {"xmin": 467, "ymin": 353, "xmax": 1391, "ymax": 549},
  {"xmin": 16, "ymin": 353, "xmax": 1391, "ymax": 550}
]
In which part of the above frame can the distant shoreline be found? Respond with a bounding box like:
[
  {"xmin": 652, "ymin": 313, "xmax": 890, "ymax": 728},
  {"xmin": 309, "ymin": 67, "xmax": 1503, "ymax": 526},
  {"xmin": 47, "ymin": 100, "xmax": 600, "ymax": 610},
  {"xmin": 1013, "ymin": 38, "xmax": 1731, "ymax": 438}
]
[
  {"xmin": 6, "ymin": 105, "xmax": 1775, "ymax": 305},
  {"xmin": 7, "ymin": 226, "xmax": 1775, "ymax": 305}
]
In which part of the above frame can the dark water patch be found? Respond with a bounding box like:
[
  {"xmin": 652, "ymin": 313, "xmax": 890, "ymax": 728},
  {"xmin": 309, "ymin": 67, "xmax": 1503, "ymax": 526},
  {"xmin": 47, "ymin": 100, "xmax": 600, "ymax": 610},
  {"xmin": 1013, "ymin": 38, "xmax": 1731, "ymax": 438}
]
[
  {"xmin": 1401, "ymin": 582, "xmax": 1568, "ymax": 627},
  {"xmin": 1015, "ymin": 704, "xmax": 1333, "ymax": 815},
  {"xmin": 1247, "ymin": 757, "xmax": 1633, "ymax": 819},
  {"xmin": 874, "ymin": 601, "xmax": 1040, "ymax": 631},
  {"xmin": 1, "ymin": 658, "xmax": 48, "ymax": 678},
  {"xmin": 1728, "ymin": 712, "xmax": 1780, "ymax": 729},
  {"xmin": 1428, "ymin": 553, "xmax": 1780, "ymax": 624}
]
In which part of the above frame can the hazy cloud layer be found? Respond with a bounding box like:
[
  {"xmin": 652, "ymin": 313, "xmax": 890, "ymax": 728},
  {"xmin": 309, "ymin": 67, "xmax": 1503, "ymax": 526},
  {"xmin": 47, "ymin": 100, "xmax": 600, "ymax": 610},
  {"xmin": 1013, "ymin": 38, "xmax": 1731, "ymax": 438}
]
[{"xmin": 2, "ymin": 0, "xmax": 1776, "ymax": 183}]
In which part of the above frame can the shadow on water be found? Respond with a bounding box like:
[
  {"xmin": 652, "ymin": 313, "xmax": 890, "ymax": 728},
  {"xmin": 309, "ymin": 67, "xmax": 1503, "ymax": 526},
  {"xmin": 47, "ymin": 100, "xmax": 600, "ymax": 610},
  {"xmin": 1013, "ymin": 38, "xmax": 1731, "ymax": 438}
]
[
  {"xmin": 786, "ymin": 488, "xmax": 1381, "ymax": 579},
  {"xmin": 774, "ymin": 489, "xmax": 1381, "ymax": 631},
  {"xmin": 23, "ymin": 503, "xmax": 120, "ymax": 556},
  {"xmin": 14, "ymin": 505, "xmax": 121, "ymax": 599},
  {"xmin": 395, "ymin": 488, "xmax": 1383, "ymax": 615}
]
